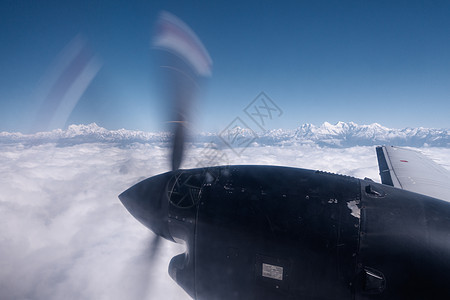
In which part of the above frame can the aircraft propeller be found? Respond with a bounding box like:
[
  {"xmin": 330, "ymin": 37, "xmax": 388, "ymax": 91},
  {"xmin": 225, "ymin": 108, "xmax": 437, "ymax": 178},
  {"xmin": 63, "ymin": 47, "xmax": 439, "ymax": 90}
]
[{"xmin": 119, "ymin": 11, "xmax": 212, "ymax": 298}]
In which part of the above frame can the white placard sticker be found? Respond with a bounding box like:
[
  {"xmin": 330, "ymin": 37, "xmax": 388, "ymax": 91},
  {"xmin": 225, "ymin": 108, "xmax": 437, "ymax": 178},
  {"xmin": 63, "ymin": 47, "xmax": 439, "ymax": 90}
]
[{"xmin": 262, "ymin": 263, "xmax": 283, "ymax": 280}]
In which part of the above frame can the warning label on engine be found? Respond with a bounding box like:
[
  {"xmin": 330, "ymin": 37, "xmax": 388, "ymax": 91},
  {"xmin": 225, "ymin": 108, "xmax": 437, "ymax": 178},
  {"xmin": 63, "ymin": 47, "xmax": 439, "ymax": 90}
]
[{"xmin": 262, "ymin": 263, "xmax": 283, "ymax": 280}]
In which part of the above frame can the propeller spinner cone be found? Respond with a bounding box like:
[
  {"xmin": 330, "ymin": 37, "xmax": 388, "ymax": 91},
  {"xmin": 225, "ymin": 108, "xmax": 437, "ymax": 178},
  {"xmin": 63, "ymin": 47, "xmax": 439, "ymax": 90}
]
[{"xmin": 119, "ymin": 172, "xmax": 174, "ymax": 242}]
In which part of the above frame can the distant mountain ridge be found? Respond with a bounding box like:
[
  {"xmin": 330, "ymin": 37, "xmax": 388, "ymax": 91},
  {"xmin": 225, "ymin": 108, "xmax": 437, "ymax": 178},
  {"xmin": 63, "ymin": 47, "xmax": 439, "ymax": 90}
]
[
  {"xmin": 0, "ymin": 122, "xmax": 448, "ymax": 147},
  {"xmin": 290, "ymin": 121, "xmax": 449, "ymax": 147}
]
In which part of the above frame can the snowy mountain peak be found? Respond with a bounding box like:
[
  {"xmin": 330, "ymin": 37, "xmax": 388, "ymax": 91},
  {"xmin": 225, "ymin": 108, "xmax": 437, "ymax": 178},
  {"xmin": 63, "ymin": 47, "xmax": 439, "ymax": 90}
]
[
  {"xmin": 67, "ymin": 122, "xmax": 102, "ymax": 132},
  {"xmin": 65, "ymin": 123, "xmax": 106, "ymax": 136},
  {"xmin": 290, "ymin": 121, "xmax": 448, "ymax": 147},
  {"xmin": 0, "ymin": 121, "xmax": 448, "ymax": 148}
]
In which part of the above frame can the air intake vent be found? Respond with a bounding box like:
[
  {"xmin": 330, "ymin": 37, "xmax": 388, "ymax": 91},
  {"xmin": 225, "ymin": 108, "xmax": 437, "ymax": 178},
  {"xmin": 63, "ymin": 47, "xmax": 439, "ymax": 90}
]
[{"xmin": 167, "ymin": 171, "xmax": 204, "ymax": 208}]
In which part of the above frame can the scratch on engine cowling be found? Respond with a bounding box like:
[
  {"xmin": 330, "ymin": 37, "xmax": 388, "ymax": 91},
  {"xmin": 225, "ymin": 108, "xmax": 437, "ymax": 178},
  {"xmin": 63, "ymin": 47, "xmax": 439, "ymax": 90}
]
[{"xmin": 347, "ymin": 200, "xmax": 360, "ymax": 219}]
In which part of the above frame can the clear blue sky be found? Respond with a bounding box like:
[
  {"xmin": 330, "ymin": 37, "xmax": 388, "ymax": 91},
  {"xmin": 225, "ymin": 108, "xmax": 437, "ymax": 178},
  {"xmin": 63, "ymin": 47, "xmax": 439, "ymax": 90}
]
[{"xmin": 1, "ymin": 0, "xmax": 450, "ymax": 133}]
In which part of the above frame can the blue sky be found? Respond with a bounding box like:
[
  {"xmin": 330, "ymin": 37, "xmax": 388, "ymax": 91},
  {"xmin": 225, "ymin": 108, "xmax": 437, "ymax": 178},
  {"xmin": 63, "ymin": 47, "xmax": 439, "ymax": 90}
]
[{"xmin": 1, "ymin": 0, "xmax": 450, "ymax": 133}]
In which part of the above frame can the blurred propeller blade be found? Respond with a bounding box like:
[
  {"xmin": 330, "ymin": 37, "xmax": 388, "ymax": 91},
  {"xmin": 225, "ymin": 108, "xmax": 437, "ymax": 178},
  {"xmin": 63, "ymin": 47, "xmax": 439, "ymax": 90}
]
[
  {"xmin": 171, "ymin": 121, "xmax": 185, "ymax": 171},
  {"xmin": 119, "ymin": 11, "xmax": 213, "ymax": 299},
  {"xmin": 153, "ymin": 11, "xmax": 212, "ymax": 170},
  {"xmin": 148, "ymin": 234, "xmax": 161, "ymax": 261},
  {"xmin": 153, "ymin": 11, "xmax": 212, "ymax": 77},
  {"xmin": 119, "ymin": 234, "xmax": 163, "ymax": 300}
]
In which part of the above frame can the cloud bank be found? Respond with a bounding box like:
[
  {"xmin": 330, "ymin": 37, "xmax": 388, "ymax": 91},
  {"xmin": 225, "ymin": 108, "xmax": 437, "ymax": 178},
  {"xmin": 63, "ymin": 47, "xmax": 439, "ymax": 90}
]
[{"xmin": 0, "ymin": 127, "xmax": 449, "ymax": 299}]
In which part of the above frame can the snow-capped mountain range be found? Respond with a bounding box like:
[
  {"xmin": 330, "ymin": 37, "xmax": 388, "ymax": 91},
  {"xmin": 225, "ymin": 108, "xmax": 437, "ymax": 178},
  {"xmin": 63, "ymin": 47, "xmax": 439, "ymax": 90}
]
[
  {"xmin": 291, "ymin": 121, "xmax": 449, "ymax": 147},
  {"xmin": 0, "ymin": 121, "xmax": 448, "ymax": 148}
]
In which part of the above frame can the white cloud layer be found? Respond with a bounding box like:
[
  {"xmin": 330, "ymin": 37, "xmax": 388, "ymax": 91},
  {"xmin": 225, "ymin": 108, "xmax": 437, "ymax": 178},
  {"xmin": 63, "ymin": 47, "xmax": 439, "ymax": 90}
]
[{"xmin": 1, "ymin": 142, "xmax": 449, "ymax": 299}]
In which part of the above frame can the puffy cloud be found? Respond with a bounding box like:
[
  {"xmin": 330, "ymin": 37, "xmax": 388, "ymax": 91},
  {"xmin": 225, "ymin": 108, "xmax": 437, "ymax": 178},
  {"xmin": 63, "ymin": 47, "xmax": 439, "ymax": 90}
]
[
  {"xmin": 0, "ymin": 142, "xmax": 449, "ymax": 299},
  {"xmin": 0, "ymin": 143, "xmax": 186, "ymax": 300}
]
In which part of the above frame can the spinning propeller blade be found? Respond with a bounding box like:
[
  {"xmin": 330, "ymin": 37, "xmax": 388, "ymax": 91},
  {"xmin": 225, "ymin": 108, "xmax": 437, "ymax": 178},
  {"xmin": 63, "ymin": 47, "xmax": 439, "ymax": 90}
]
[
  {"xmin": 154, "ymin": 11, "xmax": 212, "ymax": 170},
  {"xmin": 119, "ymin": 11, "xmax": 212, "ymax": 298}
]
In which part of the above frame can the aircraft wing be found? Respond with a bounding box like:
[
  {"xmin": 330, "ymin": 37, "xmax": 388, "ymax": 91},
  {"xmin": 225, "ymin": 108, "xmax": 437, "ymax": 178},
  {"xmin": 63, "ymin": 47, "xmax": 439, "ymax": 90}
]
[{"xmin": 376, "ymin": 146, "xmax": 450, "ymax": 202}]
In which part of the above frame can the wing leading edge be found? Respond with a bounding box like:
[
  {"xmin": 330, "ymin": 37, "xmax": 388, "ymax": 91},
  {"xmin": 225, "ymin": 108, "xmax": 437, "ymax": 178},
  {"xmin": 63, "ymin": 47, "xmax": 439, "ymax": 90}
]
[{"xmin": 376, "ymin": 146, "xmax": 450, "ymax": 202}]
